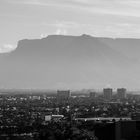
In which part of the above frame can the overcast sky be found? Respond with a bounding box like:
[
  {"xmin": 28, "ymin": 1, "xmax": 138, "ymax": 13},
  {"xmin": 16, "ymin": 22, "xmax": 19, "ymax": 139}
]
[{"xmin": 1, "ymin": 0, "xmax": 140, "ymax": 52}]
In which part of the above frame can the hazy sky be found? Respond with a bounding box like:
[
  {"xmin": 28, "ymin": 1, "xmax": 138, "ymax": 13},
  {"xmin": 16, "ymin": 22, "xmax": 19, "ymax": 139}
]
[{"xmin": 1, "ymin": 0, "xmax": 140, "ymax": 52}]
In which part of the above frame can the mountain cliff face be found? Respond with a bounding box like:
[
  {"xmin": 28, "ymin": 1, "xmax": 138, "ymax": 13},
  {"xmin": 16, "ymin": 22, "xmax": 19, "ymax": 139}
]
[{"xmin": 0, "ymin": 34, "xmax": 140, "ymax": 89}]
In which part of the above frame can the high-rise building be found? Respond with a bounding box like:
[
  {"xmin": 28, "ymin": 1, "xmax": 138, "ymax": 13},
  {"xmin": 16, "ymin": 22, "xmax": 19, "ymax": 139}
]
[
  {"xmin": 57, "ymin": 90, "xmax": 71, "ymax": 99},
  {"xmin": 89, "ymin": 92, "xmax": 96, "ymax": 98},
  {"xmin": 117, "ymin": 88, "xmax": 126, "ymax": 99},
  {"xmin": 103, "ymin": 88, "xmax": 113, "ymax": 100}
]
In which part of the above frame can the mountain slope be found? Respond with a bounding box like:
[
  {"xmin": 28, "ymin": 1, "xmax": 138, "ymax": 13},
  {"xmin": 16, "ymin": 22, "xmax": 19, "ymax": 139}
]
[{"xmin": 0, "ymin": 34, "xmax": 139, "ymax": 89}]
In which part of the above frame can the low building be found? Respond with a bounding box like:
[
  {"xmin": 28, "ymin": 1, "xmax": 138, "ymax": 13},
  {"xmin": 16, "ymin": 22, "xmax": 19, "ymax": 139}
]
[
  {"xmin": 45, "ymin": 115, "xmax": 64, "ymax": 122},
  {"xmin": 45, "ymin": 115, "xmax": 51, "ymax": 121}
]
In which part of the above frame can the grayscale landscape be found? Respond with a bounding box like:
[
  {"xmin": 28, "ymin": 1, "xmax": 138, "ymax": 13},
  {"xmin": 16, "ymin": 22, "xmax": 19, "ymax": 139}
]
[{"xmin": 1, "ymin": 0, "xmax": 140, "ymax": 140}]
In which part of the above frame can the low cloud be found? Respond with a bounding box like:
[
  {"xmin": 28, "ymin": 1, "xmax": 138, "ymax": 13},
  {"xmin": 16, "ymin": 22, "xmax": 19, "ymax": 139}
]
[
  {"xmin": 0, "ymin": 44, "xmax": 17, "ymax": 53},
  {"xmin": 40, "ymin": 33, "xmax": 48, "ymax": 38},
  {"xmin": 55, "ymin": 28, "xmax": 67, "ymax": 35}
]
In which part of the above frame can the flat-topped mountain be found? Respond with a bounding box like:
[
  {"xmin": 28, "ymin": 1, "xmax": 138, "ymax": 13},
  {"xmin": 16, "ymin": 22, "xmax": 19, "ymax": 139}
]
[{"xmin": 0, "ymin": 34, "xmax": 140, "ymax": 89}]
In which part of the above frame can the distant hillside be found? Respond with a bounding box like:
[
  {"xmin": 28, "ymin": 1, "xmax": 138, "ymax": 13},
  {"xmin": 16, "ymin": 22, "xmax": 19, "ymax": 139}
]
[{"xmin": 0, "ymin": 34, "xmax": 140, "ymax": 89}]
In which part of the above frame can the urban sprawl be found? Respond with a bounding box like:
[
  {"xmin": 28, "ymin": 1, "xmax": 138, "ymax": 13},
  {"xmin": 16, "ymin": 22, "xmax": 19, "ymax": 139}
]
[{"xmin": 0, "ymin": 88, "xmax": 140, "ymax": 140}]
